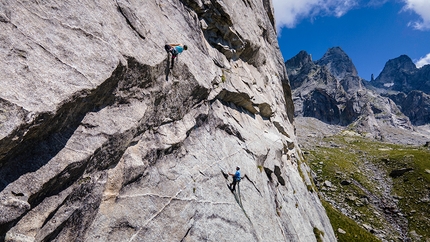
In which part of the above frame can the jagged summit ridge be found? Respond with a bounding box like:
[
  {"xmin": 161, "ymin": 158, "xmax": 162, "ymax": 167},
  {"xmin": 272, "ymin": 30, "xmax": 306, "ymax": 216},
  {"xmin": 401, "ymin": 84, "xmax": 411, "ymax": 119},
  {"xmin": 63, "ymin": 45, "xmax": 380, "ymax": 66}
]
[
  {"xmin": 315, "ymin": 47, "xmax": 358, "ymax": 80},
  {"xmin": 285, "ymin": 48, "xmax": 413, "ymax": 140},
  {"xmin": 285, "ymin": 50, "xmax": 313, "ymax": 70},
  {"xmin": 371, "ymin": 55, "xmax": 416, "ymax": 89},
  {"xmin": 371, "ymin": 54, "xmax": 430, "ymax": 94},
  {"xmin": 368, "ymin": 54, "xmax": 430, "ymax": 125}
]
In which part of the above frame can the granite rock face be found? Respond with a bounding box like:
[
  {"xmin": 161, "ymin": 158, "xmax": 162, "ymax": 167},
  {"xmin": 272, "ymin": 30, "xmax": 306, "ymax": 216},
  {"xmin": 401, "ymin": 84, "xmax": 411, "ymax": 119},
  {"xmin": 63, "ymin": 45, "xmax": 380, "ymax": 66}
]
[
  {"xmin": 286, "ymin": 48, "xmax": 412, "ymax": 139},
  {"xmin": 0, "ymin": 0, "xmax": 335, "ymax": 241}
]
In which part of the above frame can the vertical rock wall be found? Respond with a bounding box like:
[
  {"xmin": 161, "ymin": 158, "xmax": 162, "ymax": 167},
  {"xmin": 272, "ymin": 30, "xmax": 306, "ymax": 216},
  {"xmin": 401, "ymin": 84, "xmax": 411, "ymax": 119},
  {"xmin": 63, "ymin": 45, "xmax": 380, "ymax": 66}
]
[{"xmin": 0, "ymin": 0, "xmax": 335, "ymax": 241}]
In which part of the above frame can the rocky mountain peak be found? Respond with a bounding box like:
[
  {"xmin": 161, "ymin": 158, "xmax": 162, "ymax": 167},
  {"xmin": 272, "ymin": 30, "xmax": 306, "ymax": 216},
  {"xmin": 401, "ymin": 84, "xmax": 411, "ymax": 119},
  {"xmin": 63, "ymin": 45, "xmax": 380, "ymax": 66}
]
[
  {"xmin": 286, "ymin": 47, "xmax": 413, "ymax": 138},
  {"xmin": 371, "ymin": 55, "xmax": 421, "ymax": 92},
  {"xmin": 385, "ymin": 55, "xmax": 416, "ymax": 72},
  {"xmin": 315, "ymin": 47, "xmax": 358, "ymax": 80},
  {"xmin": 285, "ymin": 50, "xmax": 313, "ymax": 70},
  {"xmin": 367, "ymin": 54, "xmax": 430, "ymax": 125}
]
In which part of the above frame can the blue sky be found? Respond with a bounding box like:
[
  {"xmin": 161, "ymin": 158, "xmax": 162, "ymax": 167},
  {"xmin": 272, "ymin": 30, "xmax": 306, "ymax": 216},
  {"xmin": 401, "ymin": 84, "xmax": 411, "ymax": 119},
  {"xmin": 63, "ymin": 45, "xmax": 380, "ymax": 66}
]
[{"xmin": 274, "ymin": 0, "xmax": 430, "ymax": 80}]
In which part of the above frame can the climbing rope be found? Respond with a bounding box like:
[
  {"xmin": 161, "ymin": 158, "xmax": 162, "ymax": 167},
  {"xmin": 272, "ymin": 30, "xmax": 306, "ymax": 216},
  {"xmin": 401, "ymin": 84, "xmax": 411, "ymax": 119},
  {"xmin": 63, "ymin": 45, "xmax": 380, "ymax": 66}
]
[
  {"xmin": 231, "ymin": 182, "xmax": 252, "ymax": 222},
  {"xmin": 237, "ymin": 181, "xmax": 243, "ymax": 207}
]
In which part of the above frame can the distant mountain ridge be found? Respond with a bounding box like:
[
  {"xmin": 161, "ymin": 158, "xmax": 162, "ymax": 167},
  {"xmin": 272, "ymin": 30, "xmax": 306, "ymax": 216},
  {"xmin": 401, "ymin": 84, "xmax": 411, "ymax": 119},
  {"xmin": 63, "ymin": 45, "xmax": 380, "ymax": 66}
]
[
  {"xmin": 286, "ymin": 47, "xmax": 430, "ymax": 131},
  {"xmin": 369, "ymin": 55, "xmax": 430, "ymax": 125},
  {"xmin": 371, "ymin": 55, "xmax": 430, "ymax": 94}
]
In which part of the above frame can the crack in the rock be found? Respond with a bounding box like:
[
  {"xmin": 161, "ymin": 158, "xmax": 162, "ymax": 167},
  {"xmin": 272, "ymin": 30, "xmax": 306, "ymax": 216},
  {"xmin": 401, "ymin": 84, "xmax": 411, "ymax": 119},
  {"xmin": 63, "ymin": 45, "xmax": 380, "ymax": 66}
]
[
  {"xmin": 264, "ymin": 167, "xmax": 273, "ymax": 182},
  {"xmin": 225, "ymin": 108, "xmax": 244, "ymax": 129},
  {"xmin": 243, "ymin": 174, "xmax": 262, "ymax": 196},
  {"xmin": 34, "ymin": 40, "xmax": 90, "ymax": 83},
  {"xmin": 273, "ymin": 121, "xmax": 290, "ymax": 138},
  {"xmin": 57, "ymin": 22, "xmax": 112, "ymax": 48},
  {"xmin": 116, "ymin": 0, "xmax": 146, "ymax": 40},
  {"xmin": 119, "ymin": 193, "xmax": 235, "ymax": 206},
  {"xmin": 274, "ymin": 165, "xmax": 286, "ymax": 186},
  {"xmin": 180, "ymin": 226, "xmax": 192, "ymax": 242},
  {"xmin": 217, "ymin": 123, "xmax": 245, "ymax": 142},
  {"xmin": 128, "ymin": 189, "xmax": 182, "ymax": 242}
]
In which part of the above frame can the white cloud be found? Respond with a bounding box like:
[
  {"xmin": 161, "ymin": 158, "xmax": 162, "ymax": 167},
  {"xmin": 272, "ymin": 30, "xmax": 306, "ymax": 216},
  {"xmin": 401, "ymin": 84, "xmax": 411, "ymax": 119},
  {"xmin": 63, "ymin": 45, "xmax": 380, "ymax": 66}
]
[
  {"xmin": 273, "ymin": 0, "xmax": 358, "ymax": 31},
  {"xmin": 366, "ymin": 0, "xmax": 389, "ymax": 7},
  {"xmin": 415, "ymin": 53, "xmax": 430, "ymax": 68},
  {"xmin": 272, "ymin": 0, "xmax": 430, "ymax": 32},
  {"xmin": 403, "ymin": 0, "xmax": 430, "ymax": 30},
  {"xmin": 273, "ymin": 0, "xmax": 357, "ymax": 29}
]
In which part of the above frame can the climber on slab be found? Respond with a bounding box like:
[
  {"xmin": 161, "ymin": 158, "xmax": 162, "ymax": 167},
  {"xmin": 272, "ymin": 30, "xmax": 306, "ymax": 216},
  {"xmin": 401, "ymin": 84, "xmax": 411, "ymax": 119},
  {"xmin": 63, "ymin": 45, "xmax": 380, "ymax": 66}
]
[
  {"xmin": 228, "ymin": 166, "xmax": 241, "ymax": 192},
  {"xmin": 165, "ymin": 43, "xmax": 188, "ymax": 69}
]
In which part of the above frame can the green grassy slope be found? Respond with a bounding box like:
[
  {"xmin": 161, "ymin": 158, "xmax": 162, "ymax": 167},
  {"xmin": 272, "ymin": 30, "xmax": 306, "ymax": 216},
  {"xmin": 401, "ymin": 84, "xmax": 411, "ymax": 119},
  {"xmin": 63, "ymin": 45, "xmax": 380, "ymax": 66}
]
[{"xmin": 304, "ymin": 135, "xmax": 430, "ymax": 241}]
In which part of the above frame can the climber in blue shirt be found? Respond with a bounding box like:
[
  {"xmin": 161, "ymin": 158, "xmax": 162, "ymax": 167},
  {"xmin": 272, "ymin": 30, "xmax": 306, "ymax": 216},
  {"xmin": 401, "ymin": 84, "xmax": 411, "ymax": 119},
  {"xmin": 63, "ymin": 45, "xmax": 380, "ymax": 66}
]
[
  {"xmin": 165, "ymin": 43, "xmax": 188, "ymax": 69},
  {"xmin": 229, "ymin": 166, "xmax": 241, "ymax": 192}
]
